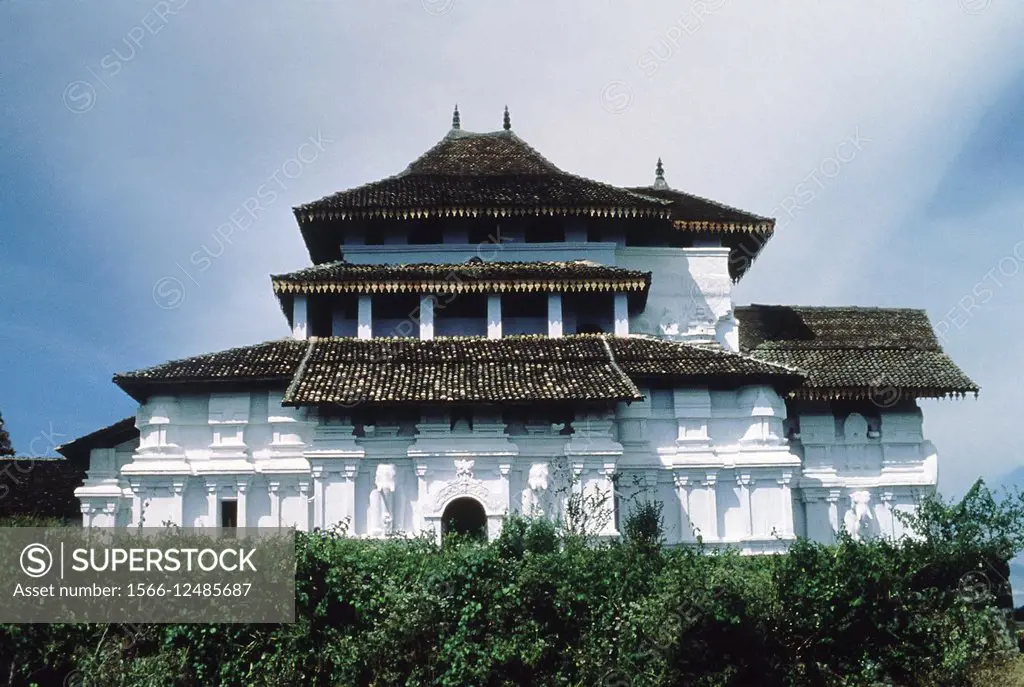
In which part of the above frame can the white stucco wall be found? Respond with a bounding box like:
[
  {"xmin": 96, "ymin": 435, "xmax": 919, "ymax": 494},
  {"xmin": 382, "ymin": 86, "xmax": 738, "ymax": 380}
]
[{"xmin": 75, "ymin": 384, "xmax": 940, "ymax": 550}]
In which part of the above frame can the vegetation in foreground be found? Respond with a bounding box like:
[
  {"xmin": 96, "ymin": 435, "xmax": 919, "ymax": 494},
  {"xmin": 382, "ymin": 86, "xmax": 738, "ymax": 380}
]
[{"xmin": 0, "ymin": 481, "xmax": 1022, "ymax": 686}]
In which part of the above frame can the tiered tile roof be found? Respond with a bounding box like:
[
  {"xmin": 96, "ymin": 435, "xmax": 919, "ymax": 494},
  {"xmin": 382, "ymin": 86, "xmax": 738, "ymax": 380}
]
[
  {"xmin": 296, "ymin": 130, "xmax": 671, "ymax": 223},
  {"xmin": 626, "ymin": 170, "xmax": 775, "ymax": 281},
  {"xmin": 113, "ymin": 339, "xmax": 308, "ymax": 398},
  {"xmin": 271, "ymin": 260, "xmax": 652, "ymax": 295},
  {"xmin": 282, "ymin": 336, "xmax": 643, "ymax": 405},
  {"xmin": 735, "ymin": 305, "xmax": 979, "ymax": 401},
  {"xmin": 113, "ymin": 335, "xmax": 803, "ymax": 405}
]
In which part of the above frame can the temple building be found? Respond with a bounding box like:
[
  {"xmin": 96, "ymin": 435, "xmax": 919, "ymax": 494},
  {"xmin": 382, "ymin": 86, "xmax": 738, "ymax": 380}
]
[{"xmin": 67, "ymin": 107, "xmax": 977, "ymax": 551}]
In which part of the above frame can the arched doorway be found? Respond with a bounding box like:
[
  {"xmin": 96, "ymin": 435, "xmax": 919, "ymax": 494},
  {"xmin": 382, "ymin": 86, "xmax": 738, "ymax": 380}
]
[{"xmin": 441, "ymin": 497, "xmax": 487, "ymax": 542}]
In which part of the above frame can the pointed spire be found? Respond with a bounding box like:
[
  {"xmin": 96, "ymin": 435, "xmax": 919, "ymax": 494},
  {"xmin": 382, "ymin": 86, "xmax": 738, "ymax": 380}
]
[
  {"xmin": 503, "ymin": 105, "xmax": 511, "ymax": 131},
  {"xmin": 452, "ymin": 104, "xmax": 460, "ymax": 130},
  {"xmin": 653, "ymin": 157, "xmax": 669, "ymax": 189}
]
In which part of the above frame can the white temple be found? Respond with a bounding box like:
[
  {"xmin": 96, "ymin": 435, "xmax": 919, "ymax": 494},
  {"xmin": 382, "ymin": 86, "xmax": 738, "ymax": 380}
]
[{"xmin": 64, "ymin": 108, "xmax": 977, "ymax": 552}]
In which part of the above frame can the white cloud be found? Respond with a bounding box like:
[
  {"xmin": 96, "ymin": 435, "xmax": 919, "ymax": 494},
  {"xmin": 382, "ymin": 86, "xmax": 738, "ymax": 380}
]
[{"xmin": 3, "ymin": 0, "xmax": 1024, "ymax": 490}]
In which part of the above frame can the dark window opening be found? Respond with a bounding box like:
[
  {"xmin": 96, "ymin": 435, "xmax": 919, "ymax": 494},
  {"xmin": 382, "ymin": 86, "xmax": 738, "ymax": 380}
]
[
  {"xmin": 524, "ymin": 223, "xmax": 564, "ymax": 243},
  {"xmin": 409, "ymin": 221, "xmax": 444, "ymax": 245},
  {"xmin": 221, "ymin": 500, "xmax": 238, "ymax": 529}
]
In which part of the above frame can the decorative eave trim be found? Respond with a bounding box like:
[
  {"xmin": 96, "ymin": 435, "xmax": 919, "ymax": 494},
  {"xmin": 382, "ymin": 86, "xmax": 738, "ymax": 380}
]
[
  {"xmin": 790, "ymin": 386, "xmax": 980, "ymax": 402},
  {"xmin": 673, "ymin": 219, "xmax": 775, "ymax": 234},
  {"xmin": 271, "ymin": 278, "xmax": 651, "ymax": 295},
  {"xmin": 295, "ymin": 205, "xmax": 672, "ymax": 223}
]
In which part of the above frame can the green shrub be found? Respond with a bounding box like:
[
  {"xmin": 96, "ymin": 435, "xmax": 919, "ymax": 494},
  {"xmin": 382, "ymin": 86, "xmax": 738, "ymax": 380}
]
[{"xmin": 0, "ymin": 481, "xmax": 1020, "ymax": 686}]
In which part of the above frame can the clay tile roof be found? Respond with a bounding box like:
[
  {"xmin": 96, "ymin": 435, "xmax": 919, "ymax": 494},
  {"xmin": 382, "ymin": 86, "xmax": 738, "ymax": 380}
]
[
  {"xmin": 271, "ymin": 260, "xmax": 652, "ymax": 295},
  {"xmin": 624, "ymin": 183, "xmax": 775, "ymax": 282},
  {"xmin": 112, "ymin": 335, "xmax": 808, "ymax": 407},
  {"xmin": 56, "ymin": 416, "xmax": 138, "ymax": 463},
  {"xmin": 735, "ymin": 305, "xmax": 979, "ymax": 401},
  {"xmin": 113, "ymin": 339, "xmax": 308, "ymax": 400},
  {"xmin": 295, "ymin": 130, "xmax": 671, "ymax": 222},
  {"xmin": 607, "ymin": 336, "xmax": 804, "ymax": 384},
  {"xmin": 282, "ymin": 335, "xmax": 643, "ymax": 405}
]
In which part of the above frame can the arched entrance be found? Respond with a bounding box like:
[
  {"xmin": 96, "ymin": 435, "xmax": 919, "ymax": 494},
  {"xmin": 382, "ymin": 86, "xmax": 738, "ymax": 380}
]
[{"xmin": 441, "ymin": 497, "xmax": 487, "ymax": 542}]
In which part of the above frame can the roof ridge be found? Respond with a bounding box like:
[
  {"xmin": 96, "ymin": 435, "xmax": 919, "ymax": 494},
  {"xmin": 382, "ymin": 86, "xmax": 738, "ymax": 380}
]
[
  {"xmin": 738, "ymin": 303, "xmax": 928, "ymax": 313},
  {"xmin": 600, "ymin": 335, "xmax": 644, "ymax": 400},
  {"xmin": 628, "ymin": 184, "xmax": 774, "ymax": 223},
  {"xmin": 283, "ymin": 339, "xmax": 318, "ymax": 404}
]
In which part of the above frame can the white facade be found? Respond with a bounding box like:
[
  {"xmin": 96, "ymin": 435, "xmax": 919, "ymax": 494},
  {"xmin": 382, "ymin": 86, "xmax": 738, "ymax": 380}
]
[{"xmin": 76, "ymin": 242, "xmax": 939, "ymax": 548}]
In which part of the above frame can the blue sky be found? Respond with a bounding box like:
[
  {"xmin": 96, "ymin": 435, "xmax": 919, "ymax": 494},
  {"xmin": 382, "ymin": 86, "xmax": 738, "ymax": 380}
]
[{"xmin": 1, "ymin": 1, "xmax": 1023, "ymax": 497}]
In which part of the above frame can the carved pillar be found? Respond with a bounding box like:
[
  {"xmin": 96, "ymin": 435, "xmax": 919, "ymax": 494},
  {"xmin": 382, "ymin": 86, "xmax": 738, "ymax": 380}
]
[
  {"xmin": 310, "ymin": 465, "xmax": 325, "ymax": 530},
  {"xmin": 171, "ymin": 479, "xmax": 186, "ymax": 526},
  {"xmin": 80, "ymin": 503, "xmax": 96, "ymax": 528},
  {"xmin": 603, "ymin": 462, "xmax": 618, "ymax": 535},
  {"xmin": 415, "ymin": 464, "xmax": 429, "ymax": 533},
  {"xmin": 268, "ymin": 480, "xmax": 281, "ymax": 528},
  {"xmin": 498, "ymin": 463, "xmax": 512, "ymax": 518},
  {"xmin": 827, "ymin": 488, "xmax": 843, "ymax": 543},
  {"xmin": 777, "ymin": 472, "xmax": 794, "ymax": 538},
  {"xmin": 737, "ymin": 473, "xmax": 753, "ymax": 539},
  {"xmin": 338, "ymin": 465, "xmax": 357, "ymax": 532},
  {"xmin": 129, "ymin": 480, "xmax": 143, "ymax": 527},
  {"xmin": 880, "ymin": 490, "xmax": 896, "ymax": 536},
  {"xmin": 294, "ymin": 481, "xmax": 309, "ymax": 531},
  {"xmin": 703, "ymin": 472, "xmax": 719, "ymax": 541},
  {"xmin": 236, "ymin": 478, "xmax": 250, "ymax": 528},
  {"xmin": 674, "ymin": 474, "xmax": 694, "ymax": 543},
  {"xmin": 205, "ymin": 481, "xmax": 218, "ymax": 527}
]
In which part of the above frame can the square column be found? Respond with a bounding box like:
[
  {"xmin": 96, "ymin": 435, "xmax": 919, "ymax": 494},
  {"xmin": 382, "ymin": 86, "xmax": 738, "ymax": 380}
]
[
  {"xmin": 487, "ymin": 294, "xmax": 502, "ymax": 339},
  {"xmin": 419, "ymin": 294, "xmax": 435, "ymax": 340},
  {"xmin": 547, "ymin": 293, "xmax": 563, "ymax": 338},
  {"xmin": 777, "ymin": 472, "xmax": 794, "ymax": 538},
  {"xmin": 236, "ymin": 479, "xmax": 250, "ymax": 527},
  {"xmin": 737, "ymin": 473, "xmax": 753, "ymax": 539},
  {"xmin": 702, "ymin": 472, "xmax": 719, "ymax": 541},
  {"xmin": 674, "ymin": 475, "xmax": 695, "ymax": 542},
  {"xmin": 292, "ymin": 295, "xmax": 308, "ymax": 340},
  {"xmin": 205, "ymin": 481, "xmax": 219, "ymax": 527},
  {"xmin": 357, "ymin": 295, "xmax": 373, "ymax": 339},
  {"xmin": 614, "ymin": 292, "xmax": 629, "ymax": 336}
]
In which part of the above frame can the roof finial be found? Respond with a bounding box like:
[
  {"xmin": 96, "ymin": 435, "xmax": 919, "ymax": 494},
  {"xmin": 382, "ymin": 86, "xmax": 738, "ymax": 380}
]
[
  {"xmin": 452, "ymin": 104, "xmax": 460, "ymax": 130},
  {"xmin": 503, "ymin": 105, "xmax": 511, "ymax": 131},
  {"xmin": 653, "ymin": 157, "xmax": 669, "ymax": 189}
]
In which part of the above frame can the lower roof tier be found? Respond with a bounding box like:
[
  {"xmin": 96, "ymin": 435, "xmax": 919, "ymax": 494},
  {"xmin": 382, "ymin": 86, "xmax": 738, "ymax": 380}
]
[
  {"xmin": 113, "ymin": 334, "xmax": 801, "ymax": 405},
  {"xmin": 736, "ymin": 305, "xmax": 979, "ymax": 401},
  {"xmin": 113, "ymin": 304, "xmax": 978, "ymax": 405}
]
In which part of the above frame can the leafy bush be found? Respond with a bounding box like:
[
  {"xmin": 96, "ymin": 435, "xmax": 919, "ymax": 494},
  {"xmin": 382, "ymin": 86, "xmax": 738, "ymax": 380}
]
[{"xmin": 0, "ymin": 481, "xmax": 1021, "ymax": 686}]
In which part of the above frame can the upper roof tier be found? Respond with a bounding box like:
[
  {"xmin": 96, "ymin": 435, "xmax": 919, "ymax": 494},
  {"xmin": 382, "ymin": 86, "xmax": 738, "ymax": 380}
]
[
  {"xmin": 293, "ymin": 110, "xmax": 777, "ymax": 280},
  {"xmin": 295, "ymin": 128, "xmax": 671, "ymax": 223},
  {"xmin": 271, "ymin": 260, "xmax": 652, "ymax": 295}
]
